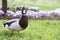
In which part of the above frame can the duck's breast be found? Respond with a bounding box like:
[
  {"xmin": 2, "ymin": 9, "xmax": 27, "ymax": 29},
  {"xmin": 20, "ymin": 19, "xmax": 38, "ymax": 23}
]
[{"xmin": 19, "ymin": 16, "xmax": 28, "ymax": 30}]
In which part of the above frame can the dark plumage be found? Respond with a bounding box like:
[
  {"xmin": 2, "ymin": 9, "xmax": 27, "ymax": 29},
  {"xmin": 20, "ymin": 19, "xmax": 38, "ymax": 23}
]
[
  {"xmin": 19, "ymin": 7, "xmax": 28, "ymax": 30},
  {"xmin": 4, "ymin": 21, "xmax": 16, "ymax": 27},
  {"xmin": 19, "ymin": 15, "xmax": 28, "ymax": 30}
]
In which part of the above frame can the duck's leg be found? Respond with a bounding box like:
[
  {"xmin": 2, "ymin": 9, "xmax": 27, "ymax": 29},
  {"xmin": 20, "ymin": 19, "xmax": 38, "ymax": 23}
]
[
  {"xmin": 18, "ymin": 31, "xmax": 20, "ymax": 36},
  {"xmin": 18, "ymin": 31, "xmax": 20, "ymax": 34},
  {"xmin": 9, "ymin": 30, "xmax": 14, "ymax": 36}
]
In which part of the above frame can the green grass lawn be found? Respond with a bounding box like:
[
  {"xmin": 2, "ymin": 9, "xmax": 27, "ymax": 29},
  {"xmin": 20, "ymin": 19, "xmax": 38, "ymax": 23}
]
[
  {"xmin": 0, "ymin": 0, "xmax": 60, "ymax": 10},
  {"xmin": 0, "ymin": 19, "xmax": 60, "ymax": 40}
]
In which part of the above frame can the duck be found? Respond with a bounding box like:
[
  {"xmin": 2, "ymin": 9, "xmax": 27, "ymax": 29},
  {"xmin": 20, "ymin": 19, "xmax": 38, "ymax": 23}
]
[{"xmin": 3, "ymin": 7, "xmax": 28, "ymax": 34}]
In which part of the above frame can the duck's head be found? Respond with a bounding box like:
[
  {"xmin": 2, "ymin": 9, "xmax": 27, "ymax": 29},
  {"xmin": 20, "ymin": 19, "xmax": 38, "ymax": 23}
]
[{"xmin": 22, "ymin": 6, "xmax": 27, "ymax": 14}]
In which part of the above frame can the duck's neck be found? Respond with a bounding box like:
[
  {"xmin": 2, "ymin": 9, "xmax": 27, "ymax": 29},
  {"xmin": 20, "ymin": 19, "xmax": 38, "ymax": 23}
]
[{"xmin": 21, "ymin": 14, "xmax": 27, "ymax": 17}]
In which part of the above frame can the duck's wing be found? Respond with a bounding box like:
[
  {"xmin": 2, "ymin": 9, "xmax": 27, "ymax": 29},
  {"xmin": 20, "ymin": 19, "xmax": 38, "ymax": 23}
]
[
  {"xmin": 6, "ymin": 19, "xmax": 19, "ymax": 22},
  {"xmin": 3, "ymin": 20, "xmax": 16, "ymax": 27},
  {"xmin": 3, "ymin": 19, "xmax": 19, "ymax": 27}
]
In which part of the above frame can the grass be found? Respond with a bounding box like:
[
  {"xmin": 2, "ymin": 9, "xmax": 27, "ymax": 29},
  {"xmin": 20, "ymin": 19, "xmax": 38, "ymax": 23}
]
[
  {"xmin": 0, "ymin": 19, "xmax": 60, "ymax": 40},
  {"xmin": 7, "ymin": 0, "xmax": 60, "ymax": 10},
  {"xmin": 0, "ymin": 0, "xmax": 60, "ymax": 10}
]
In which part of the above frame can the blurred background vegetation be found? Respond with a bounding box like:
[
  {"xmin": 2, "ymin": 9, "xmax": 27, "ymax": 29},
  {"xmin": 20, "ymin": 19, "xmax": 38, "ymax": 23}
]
[{"xmin": 0, "ymin": 0, "xmax": 60, "ymax": 10}]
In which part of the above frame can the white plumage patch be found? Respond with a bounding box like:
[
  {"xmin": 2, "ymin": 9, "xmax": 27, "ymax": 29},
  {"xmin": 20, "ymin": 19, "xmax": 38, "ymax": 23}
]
[
  {"xmin": 4, "ymin": 19, "xmax": 22, "ymax": 31},
  {"xmin": 5, "ymin": 24, "xmax": 9, "ymax": 29},
  {"xmin": 23, "ymin": 10, "xmax": 26, "ymax": 13}
]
